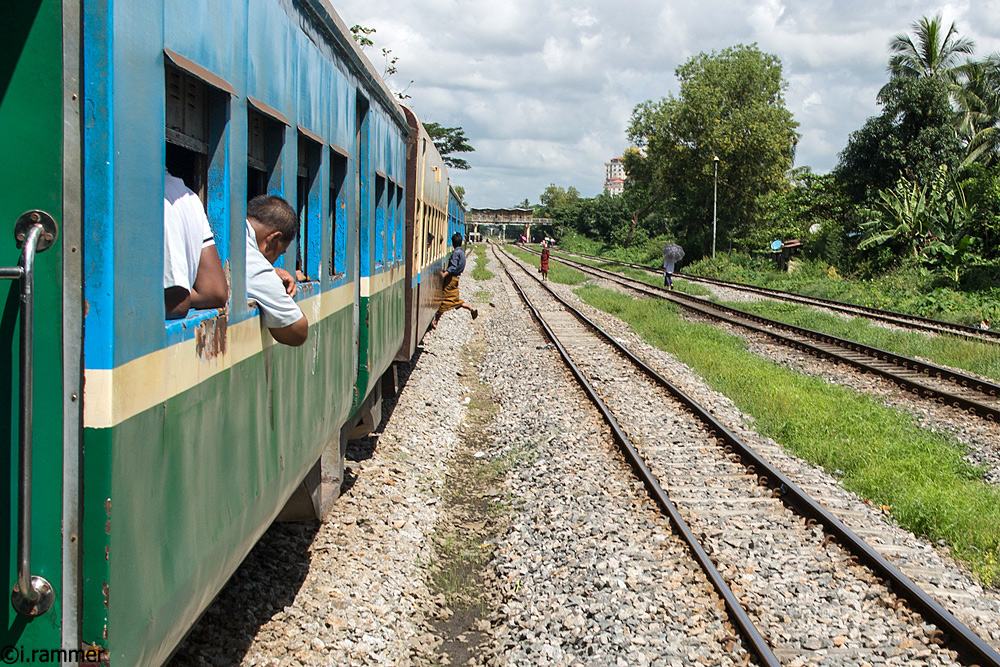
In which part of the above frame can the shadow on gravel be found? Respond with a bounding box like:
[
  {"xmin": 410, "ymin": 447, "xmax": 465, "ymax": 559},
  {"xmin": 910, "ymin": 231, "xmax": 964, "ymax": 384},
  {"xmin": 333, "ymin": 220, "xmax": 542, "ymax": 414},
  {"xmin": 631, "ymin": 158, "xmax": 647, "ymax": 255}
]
[
  {"xmin": 169, "ymin": 350, "xmax": 424, "ymax": 665},
  {"xmin": 340, "ymin": 347, "xmax": 422, "ymax": 496},
  {"xmin": 167, "ymin": 521, "xmax": 319, "ymax": 667}
]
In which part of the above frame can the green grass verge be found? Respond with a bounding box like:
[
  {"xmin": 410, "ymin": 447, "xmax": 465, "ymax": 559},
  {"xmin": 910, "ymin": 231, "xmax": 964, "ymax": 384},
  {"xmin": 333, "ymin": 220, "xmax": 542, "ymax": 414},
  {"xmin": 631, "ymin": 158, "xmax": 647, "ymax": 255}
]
[
  {"xmin": 575, "ymin": 284, "xmax": 1000, "ymax": 585},
  {"xmin": 469, "ymin": 244, "xmax": 494, "ymax": 281},
  {"xmin": 721, "ymin": 299, "xmax": 1000, "ymax": 383},
  {"xmin": 506, "ymin": 246, "xmax": 588, "ymax": 285},
  {"xmin": 550, "ymin": 250, "xmax": 711, "ymax": 297},
  {"xmin": 687, "ymin": 253, "xmax": 1000, "ymax": 329}
]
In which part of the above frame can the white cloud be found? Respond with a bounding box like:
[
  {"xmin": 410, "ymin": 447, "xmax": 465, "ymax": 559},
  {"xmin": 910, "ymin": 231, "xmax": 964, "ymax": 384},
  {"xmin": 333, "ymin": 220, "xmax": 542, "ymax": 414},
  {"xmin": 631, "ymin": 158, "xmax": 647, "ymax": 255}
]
[{"xmin": 335, "ymin": 0, "xmax": 1000, "ymax": 207}]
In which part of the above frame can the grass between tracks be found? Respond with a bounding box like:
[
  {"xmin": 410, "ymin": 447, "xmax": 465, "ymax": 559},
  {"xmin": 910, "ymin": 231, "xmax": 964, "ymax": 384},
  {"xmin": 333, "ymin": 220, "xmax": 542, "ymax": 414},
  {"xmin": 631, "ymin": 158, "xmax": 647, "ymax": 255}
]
[
  {"xmin": 551, "ymin": 241, "xmax": 1000, "ymax": 382},
  {"xmin": 468, "ymin": 244, "xmax": 494, "ymax": 281},
  {"xmin": 716, "ymin": 298, "xmax": 1000, "ymax": 383},
  {"xmin": 575, "ymin": 284, "xmax": 1000, "ymax": 586}
]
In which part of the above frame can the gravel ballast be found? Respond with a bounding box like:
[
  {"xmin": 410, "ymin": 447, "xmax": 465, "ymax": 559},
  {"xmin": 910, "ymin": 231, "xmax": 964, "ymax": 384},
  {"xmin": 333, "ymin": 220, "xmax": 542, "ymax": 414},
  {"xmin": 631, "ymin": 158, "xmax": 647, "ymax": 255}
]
[{"xmin": 170, "ymin": 247, "xmax": 1000, "ymax": 666}]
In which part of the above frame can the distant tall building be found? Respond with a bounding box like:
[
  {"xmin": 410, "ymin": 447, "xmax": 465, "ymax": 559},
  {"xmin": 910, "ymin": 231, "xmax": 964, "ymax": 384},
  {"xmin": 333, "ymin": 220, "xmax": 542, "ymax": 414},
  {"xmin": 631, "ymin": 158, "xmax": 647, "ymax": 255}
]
[{"xmin": 604, "ymin": 156, "xmax": 625, "ymax": 196}]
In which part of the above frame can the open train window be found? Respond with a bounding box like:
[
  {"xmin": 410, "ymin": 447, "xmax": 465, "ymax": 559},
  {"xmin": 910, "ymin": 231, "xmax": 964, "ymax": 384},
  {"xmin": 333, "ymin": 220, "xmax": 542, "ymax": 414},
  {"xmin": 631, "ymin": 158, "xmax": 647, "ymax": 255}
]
[
  {"xmin": 164, "ymin": 62, "xmax": 231, "ymax": 324},
  {"xmin": 248, "ymin": 108, "xmax": 283, "ymax": 200},
  {"xmin": 166, "ymin": 66, "xmax": 209, "ymax": 197},
  {"xmin": 329, "ymin": 149, "xmax": 347, "ymax": 279},
  {"xmin": 374, "ymin": 174, "xmax": 387, "ymax": 270},
  {"xmin": 296, "ymin": 132, "xmax": 321, "ymax": 280},
  {"xmin": 394, "ymin": 184, "xmax": 404, "ymax": 266},
  {"xmin": 386, "ymin": 181, "xmax": 396, "ymax": 265}
]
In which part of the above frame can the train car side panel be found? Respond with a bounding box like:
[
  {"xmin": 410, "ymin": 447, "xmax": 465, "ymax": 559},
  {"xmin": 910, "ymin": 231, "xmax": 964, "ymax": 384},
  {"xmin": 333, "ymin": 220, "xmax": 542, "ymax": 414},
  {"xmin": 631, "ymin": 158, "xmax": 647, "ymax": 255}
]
[
  {"xmin": 397, "ymin": 107, "xmax": 451, "ymax": 361},
  {"xmin": 79, "ymin": 0, "xmax": 406, "ymax": 663},
  {"xmin": 1, "ymin": 0, "xmax": 67, "ymax": 652}
]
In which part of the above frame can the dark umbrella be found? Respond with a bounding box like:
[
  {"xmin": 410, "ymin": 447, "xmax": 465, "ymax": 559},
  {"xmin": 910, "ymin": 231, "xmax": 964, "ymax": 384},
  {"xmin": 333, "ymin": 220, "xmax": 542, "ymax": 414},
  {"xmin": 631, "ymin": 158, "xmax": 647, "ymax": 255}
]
[{"xmin": 662, "ymin": 243, "xmax": 684, "ymax": 274}]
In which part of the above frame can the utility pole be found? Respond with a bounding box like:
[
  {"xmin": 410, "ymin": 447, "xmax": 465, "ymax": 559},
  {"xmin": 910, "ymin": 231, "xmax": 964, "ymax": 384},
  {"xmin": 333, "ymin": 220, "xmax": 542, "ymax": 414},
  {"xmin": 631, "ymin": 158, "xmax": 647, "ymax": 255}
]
[{"xmin": 712, "ymin": 155, "xmax": 719, "ymax": 259}]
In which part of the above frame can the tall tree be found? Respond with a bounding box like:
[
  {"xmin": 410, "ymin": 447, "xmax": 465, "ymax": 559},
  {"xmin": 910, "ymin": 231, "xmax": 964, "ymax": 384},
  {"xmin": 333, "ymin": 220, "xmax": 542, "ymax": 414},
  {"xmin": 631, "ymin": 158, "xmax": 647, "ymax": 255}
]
[
  {"xmin": 619, "ymin": 147, "xmax": 670, "ymax": 248},
  {"xmin": 538, "ymin": 184, "xmax": 580, "ymax": 210},
  {"xmin": 423, "ymin": 122, "xmax": 475, "ymax": 170},
  {"xmin": 626, "ymin": 44, "xmax": 799, "ymax": 254},
  {"xmin": 954, "ymin": 55, "xmax": 1000, "ymax": 167},
  {"xmin": 886, "ymin": 14, "xmax": 975, "ymax": 82},
  {"xmin": 836, "ymin": 77, "xmax": 964, "ymax": 205}
]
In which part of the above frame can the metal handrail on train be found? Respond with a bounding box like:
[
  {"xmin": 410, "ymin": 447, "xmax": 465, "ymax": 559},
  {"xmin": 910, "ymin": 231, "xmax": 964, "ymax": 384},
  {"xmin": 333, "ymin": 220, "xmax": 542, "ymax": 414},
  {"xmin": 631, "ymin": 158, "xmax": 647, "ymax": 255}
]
[{"xmin": 3, "ymin": 210, "xmax": 58, "ymax": 617}]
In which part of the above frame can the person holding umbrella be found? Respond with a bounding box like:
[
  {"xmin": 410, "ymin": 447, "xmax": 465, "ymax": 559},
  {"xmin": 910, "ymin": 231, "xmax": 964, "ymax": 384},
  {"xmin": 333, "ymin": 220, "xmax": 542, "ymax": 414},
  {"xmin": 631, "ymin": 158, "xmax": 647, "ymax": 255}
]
[{"xmin": 662, "ymin": 242, "xmax": 684, "ymax": 289}]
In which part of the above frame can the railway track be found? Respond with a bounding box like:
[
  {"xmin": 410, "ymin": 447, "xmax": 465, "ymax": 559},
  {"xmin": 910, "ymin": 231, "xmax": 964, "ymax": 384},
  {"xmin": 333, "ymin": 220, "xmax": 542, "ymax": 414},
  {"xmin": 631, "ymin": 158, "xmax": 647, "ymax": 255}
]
[
  {"xmin": 495, "ymin": 245, "xmax": 1000, "ymax": 666},
  {"xmin": 525, "ymin": 248, "xmax": 1000, "ymax": 423},
  {"xmin": 546, "ymin": 247, "xmax": 1000, "ymax": 345}
]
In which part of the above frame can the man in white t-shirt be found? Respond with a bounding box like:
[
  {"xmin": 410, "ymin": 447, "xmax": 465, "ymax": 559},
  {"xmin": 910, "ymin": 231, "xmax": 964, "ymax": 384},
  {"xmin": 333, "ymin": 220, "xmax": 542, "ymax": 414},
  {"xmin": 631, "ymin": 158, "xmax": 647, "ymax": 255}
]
[
  {"xmin": 246, "ymin": 194, "xmax": 309, "ymax": 346},
  {"xmin": 163, "ymin": 171, "xmax": 228, "ymax": 318}
]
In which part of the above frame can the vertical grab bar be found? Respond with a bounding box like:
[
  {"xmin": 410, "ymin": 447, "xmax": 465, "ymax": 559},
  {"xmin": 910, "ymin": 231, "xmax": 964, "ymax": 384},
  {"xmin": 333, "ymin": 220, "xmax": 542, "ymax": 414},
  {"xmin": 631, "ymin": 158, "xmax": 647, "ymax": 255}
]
[{"xmin": 7, "ymin": 210, "xmax": 58, "ymax": 617}]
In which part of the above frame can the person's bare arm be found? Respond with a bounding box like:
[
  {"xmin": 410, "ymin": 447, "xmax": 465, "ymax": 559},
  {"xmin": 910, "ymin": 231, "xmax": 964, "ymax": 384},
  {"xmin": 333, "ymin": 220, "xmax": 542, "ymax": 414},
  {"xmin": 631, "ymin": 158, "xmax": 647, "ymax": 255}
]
[
  {"xmin": 165, "ymin": 287, "xmax": 191, "ymax": 319},
  {"xmin": 269, "ymin": 315, "xmax": 309, "ymax": 347},
  {"xmin": 189, "ymin": 245, "xmax": 228, "ymax": 309},
  {"xmin": 273, "ymin": 267, "xmax": 298, "ymax": 297}
]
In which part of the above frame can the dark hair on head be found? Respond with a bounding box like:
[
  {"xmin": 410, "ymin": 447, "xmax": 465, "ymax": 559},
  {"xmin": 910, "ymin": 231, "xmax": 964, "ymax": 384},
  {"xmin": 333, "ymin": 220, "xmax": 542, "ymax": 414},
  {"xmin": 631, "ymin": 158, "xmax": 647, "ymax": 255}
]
[
  {"xmin": 452, "ymin": 232, "xmax": 463, "ymax": 247},
  {"xmin": 248, "ymin": 195, "xmax": 297, "ymax": 242}
]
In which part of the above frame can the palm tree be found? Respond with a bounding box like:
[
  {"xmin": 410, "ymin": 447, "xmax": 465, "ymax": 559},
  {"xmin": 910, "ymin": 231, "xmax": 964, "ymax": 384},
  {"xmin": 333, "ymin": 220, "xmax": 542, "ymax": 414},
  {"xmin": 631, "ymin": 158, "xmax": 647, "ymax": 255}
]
[
  {"xmin": 886, "ymin": 14, "xmax": 975, "ymax": 81},
  {"xmin": 954, "ymin": 54, "xmax": 1000, "ymax": 166}
]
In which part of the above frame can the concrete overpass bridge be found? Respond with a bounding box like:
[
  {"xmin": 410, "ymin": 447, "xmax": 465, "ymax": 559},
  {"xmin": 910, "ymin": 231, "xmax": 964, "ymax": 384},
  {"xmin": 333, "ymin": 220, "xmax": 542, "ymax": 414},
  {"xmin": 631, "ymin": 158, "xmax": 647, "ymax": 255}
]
[{"xmin": 467, "ymin": 207, "xmax": 553, "ymax": 243}]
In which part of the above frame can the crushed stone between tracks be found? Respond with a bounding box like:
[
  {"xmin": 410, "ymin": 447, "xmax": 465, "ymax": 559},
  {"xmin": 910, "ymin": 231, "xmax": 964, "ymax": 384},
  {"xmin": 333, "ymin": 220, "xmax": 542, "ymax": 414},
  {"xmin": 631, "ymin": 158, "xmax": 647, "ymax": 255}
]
[{"xmin": 172, "ymin": 248, "xmax": 1000, "ymax": 666}]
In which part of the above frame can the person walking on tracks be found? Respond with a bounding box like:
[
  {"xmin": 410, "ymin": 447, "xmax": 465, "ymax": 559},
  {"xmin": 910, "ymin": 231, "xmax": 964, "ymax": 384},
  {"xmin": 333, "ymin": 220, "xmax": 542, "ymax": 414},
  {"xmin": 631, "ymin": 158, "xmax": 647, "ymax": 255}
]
[
  {"xmin": 431, "ymin": 232, "xmax": 478, "ymax": 329},
  {"xmin": 662, "ymin": 242, "xmax": 684, "ymax": 290},
  {"xmin": 540, "ymin": 239, "xmax": 551, "ymax": 281}
]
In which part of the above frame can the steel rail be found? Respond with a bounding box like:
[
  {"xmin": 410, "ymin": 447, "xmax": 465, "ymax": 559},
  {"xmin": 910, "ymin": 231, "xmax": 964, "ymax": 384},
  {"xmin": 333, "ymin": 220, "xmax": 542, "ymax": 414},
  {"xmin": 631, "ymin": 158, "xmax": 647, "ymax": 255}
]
[
  {"xmin": 542, "ymin": 250, "xmax": 1000, "ymax": 422},
  {"xmin": 547, "ymin": 247, "xmax": 1000, "ymax": 344},
  {"xmin": 492, "ymin": 246, "xmax": 782, "ymax": 667},
  {"xmin": 499, "ymin": 246, "xmax": 1000, "ymax": 667}
]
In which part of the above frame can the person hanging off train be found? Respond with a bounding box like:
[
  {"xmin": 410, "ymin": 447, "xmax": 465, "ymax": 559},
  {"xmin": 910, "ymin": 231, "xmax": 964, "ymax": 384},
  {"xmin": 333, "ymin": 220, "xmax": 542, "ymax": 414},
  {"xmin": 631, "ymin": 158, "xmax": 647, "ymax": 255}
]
[
  {"xmin": 430, "ymin": 232, "xmax": 478, "ymax": 329},
  {"xmin": 163, "ymin": 170, "xmax": 229, "ymax": 318},
  {"xmin": 245, "ymin": 194, "xmax": 309, "ymax": 346}
]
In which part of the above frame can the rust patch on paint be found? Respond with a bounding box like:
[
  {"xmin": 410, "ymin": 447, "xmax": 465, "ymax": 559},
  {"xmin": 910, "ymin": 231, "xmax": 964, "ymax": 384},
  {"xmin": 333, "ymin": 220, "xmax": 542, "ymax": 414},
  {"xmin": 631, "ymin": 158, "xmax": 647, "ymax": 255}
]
[
  {"xmin": 102, "ymin": 582, "xmax": 109, "ymax": 609},
  {"xmin": 195, "ymin": 312, "xmax": 228, "ymax": 360}
]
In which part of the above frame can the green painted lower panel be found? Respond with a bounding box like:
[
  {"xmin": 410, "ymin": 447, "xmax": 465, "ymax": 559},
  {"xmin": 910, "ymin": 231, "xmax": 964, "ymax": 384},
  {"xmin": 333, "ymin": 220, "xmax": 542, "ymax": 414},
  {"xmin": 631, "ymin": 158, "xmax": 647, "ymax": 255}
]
[
  {"xmin": 83, "ymin": 306, "xmax": 354, "ymax": 666},
  {"xmin": 355, "ymin": 279, "xmax": 405, "ymax": 406}
]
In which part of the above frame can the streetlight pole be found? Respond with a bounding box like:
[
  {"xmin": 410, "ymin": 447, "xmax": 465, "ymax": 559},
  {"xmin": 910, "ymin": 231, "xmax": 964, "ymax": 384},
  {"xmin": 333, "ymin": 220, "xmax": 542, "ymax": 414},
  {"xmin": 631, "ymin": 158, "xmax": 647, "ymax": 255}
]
[{"xmin": 712, "ymin": 155, "xmax": 719, "ymax": 259}]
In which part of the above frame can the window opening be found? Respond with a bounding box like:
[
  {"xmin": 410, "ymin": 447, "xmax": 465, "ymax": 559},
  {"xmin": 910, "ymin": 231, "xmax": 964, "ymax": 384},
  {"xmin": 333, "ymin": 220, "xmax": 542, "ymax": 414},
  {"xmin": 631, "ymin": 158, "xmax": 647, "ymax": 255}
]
[
  {"xmin": 394, "ymin": 185, "xmax": 404, "ymax": 266},
  {"xmin": 386, "ymin": 182, "xmax": 396, "ymax": 265},
  {"xmin": 248, "ymin": 108, "xmax": 283, "ymax": 200},
  {"xmin": 296, "ymin": 133, "xmax": 321, "ymax": 279},
  {"xmin": 165, "ymin": 66, "xmax": 208, "ymax": 196},
  {"xmin": 374, "ymin": 174, "xmax": 386, "ymax": 270},
  {"xmin": 164, "ymin": 62, "xmax": 230, "ymax": 320},
  {"xmin": 329, "ymin": 149, "xmax": 348, "ymax": 279}
]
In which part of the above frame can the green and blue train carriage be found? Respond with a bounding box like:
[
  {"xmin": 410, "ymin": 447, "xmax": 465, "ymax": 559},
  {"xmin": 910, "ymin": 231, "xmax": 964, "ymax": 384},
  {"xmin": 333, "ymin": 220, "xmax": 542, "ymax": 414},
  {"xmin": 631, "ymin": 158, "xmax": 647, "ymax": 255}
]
[{"xmin": 3, "ymin": 0, "xmax": 462, "ymax": 664}]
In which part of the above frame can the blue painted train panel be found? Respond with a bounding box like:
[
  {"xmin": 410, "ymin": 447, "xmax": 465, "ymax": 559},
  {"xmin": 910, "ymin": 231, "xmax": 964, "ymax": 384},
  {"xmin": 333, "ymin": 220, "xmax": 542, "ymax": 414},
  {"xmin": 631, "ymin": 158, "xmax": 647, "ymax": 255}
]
[
  {"xmin": 246, "ymin": 0, "xmax": 295, "ymax": 124},
  {"xmin": 83, "ymin": 0, "xmax": 408, "ymax": 370}
]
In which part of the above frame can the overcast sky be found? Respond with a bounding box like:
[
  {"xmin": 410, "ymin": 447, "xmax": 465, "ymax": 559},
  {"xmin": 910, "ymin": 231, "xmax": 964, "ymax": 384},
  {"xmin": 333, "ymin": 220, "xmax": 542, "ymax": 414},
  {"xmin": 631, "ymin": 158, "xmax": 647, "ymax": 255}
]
[{"xmin": 336, "ymin": 0, "xmax": 1000, "ymax": 208}]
